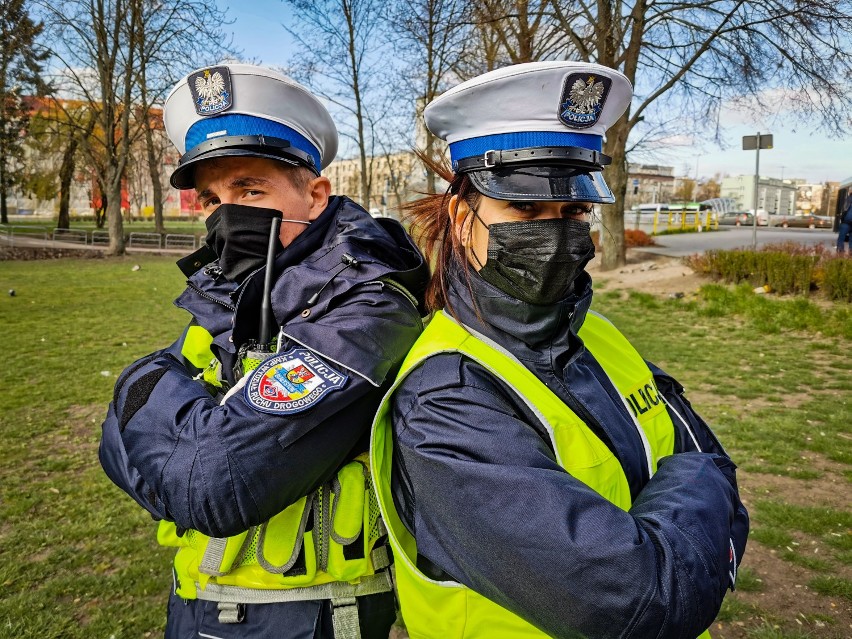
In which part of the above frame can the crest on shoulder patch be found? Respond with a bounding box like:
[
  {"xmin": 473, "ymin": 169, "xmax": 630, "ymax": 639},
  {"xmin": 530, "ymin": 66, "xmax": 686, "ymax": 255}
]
[
  {"xmin": 558, "ymin": 73, "xmax": 612, "ymax": 129},
  {"xmin": 189, "ymin": 66, "xmax": 233, "ymax": 116},
  {"xmin": 245, "ymin": 348, "xmax": 348, "ymax": 415}
]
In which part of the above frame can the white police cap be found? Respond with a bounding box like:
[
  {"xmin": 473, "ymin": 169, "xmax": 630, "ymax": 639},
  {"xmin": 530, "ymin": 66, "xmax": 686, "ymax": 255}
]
[
  {"xmin": 424, "ymin": 61, "xmax": 632, "ymax": 203},
  {"xmin": 164, "ymin": 64, "xmax": 338, "ymax": 189}
]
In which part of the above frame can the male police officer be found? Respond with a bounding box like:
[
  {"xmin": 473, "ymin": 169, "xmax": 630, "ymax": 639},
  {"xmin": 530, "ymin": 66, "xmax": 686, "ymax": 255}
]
[{"xmin": 99, "ymin": 64, "xmax": 428, "ymax": 639}]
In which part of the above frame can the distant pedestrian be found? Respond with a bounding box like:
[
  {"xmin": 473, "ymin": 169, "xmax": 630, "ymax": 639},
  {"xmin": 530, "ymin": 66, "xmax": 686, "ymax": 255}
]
[{"xmin": 838, "ymin": 193, "xmax": 852, "ymax": 253}]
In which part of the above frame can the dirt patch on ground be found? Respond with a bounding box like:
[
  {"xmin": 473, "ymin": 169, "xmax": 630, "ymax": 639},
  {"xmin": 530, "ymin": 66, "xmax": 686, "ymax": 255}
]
[
  {"xmin": 714, "ymin": 540, "xmax": 852, "ymax": 639},
  {"xmin": 587, "ymin": 250, "xmax": 708, "ymax": 297},
  {"xmin": 740, "ymin": 465, "xmax": 852, "ymax": 511}
]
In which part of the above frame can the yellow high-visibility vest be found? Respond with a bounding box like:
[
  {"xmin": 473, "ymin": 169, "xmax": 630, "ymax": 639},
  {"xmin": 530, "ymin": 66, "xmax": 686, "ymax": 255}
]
[
  {"xmin": 371, "ymin": 310, "xmax": 711, "ymax": 638},
  {"xmin": 157, "ymin": 324, "xmax": 388, "ymax": 603}
]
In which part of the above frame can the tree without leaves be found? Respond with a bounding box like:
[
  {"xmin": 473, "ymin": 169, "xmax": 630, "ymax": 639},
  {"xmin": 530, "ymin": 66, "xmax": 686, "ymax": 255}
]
[
  {"xmin": 0, "ymin": 0, "xmax": 50, "ymax": 224},
  {"xmin": 24, "ymin": 99, "xmax": 96, "ymax": 228},
  {"xmin": 471, "ymin": 0, "xmax": 567, "ymax": 67},
  {"xmin": 546, "ymin": 0, "xmax": 852, "ymax": 270},
  {"xmin": 284, "ymin": 0, "xmax": 387, "ymax": 209},
  {"xmin": 38, "ymin": 0, "xmax": 143, "ymax": 254},
  {"xmin": 393, "ymin": 0, "xmax": 470, "ymax": 192},
  {"xmin": 132, "ymin": 0, "xmax": 236, "ymax": 234}
]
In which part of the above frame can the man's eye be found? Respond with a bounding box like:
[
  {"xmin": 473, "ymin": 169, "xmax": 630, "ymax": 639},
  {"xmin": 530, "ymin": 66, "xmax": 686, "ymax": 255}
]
[
  {"xmin": 203, "ymin": 197, "xmax": 220, "ymax": 209},
  {"xmin": 245, "ymin": 190, "xmax": 263, "ymax": 197}
]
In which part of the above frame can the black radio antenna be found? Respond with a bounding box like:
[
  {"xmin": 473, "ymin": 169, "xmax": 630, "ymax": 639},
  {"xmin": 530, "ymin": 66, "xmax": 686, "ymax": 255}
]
[{"xmin": 258, "ymin": 216, "xmax": 282, "ymax": 347}]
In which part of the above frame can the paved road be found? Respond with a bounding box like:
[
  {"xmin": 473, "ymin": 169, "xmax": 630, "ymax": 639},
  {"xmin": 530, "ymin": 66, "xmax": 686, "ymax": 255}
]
[{"xmin": 634, "ymin": 227, "xmax": 837, "ymax": 257}]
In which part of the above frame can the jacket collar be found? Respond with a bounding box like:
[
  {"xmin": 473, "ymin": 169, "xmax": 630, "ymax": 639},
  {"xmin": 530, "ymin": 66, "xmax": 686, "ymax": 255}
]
[
  {"xmin": 445, "ymin": 261, "xmax": 594, "ymax": 368},
  {"xmin": 175, "ymin": 196, "xmax": 428, "ymax": 353}
]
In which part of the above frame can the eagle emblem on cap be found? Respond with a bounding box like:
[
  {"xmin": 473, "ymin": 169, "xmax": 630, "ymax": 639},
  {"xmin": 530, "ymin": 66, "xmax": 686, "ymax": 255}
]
[
  {"xmin": 189, "ymin": 66, "xmax": 233, "ymax": 116},
  {"xmin": 559, "ymin": 73, "xmax": 612, "ymax": 129}
]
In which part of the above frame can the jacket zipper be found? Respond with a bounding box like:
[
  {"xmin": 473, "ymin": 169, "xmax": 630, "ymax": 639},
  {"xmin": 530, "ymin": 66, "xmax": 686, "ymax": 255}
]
[{"xmin": 186, "ymin": 281, "xmax": 236, "ymax": 312}]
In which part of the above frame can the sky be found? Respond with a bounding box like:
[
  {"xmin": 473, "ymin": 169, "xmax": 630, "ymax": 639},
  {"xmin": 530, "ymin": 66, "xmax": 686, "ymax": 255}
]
[{"xmin": 218, "ymin": 1, "xmax": 851, "ymax": 186}]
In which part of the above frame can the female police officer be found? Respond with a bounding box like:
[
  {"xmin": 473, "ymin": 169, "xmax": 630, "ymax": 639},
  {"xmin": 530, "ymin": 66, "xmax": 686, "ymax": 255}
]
[{"xmin": 371, "ymin": 62, "xmax": 749, "ymax": 638}]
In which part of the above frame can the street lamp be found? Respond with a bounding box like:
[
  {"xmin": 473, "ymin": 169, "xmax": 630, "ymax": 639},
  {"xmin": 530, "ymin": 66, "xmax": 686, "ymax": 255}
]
[{"xmin": 742, "ymin": 132, "xmax": 773, "ymax": 249}]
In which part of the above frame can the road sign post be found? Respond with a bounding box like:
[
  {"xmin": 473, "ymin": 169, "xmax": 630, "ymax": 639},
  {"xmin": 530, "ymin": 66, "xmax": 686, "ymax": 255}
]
[{"xmin": 742, "ymin": 133, "xmax": 773, "ymax": 249}]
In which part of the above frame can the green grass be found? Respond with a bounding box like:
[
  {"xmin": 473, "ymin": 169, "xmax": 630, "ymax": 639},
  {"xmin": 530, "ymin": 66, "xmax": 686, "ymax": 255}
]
[
  {"xmin": 808, "ymin": 576, "xmax": 852, "ymax": 601},
  {"xmin": 0, "ymin": 256, "xmax": 849, "ymax": 637},
  {"xmin": 736, "ymin": 567, "xmax": 765, "ymax": 593},
  {"xmin": 0, "ymin": 256, "xmax": 188, "ymax": 637}
]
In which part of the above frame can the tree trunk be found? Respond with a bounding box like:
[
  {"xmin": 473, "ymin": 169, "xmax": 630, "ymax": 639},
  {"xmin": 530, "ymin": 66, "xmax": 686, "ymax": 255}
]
[
  {"xmin": 0, "ymin": 160, "xmax": 7, "ymax": 224},
  {"xmin": 425, "ymin": 129, "xmax": 436, "ymax": 193},
  {"xmin": 57, "ymin": 138, "xmax": 79, "ymax": 230},
  {"xmin": 106, "ymin": 169, "xmax": 125, "ymax": 255},
  {"xmin": 601, "ymin": 117, "xmax": 630, "ymax": 270},
  {"xmin": 145, "ymin": 123, "xmax": 165, "ymax": 234}
]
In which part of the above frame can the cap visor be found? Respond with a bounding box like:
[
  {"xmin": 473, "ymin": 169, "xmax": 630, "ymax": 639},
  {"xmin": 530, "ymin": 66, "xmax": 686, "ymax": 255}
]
[
  {"xmin": 169, "ymin": 149, "xmax": 304, "ymax": 189},
  {"xmin": 468, "ymin": 166, "xmax": 614, "ymax": 203}
]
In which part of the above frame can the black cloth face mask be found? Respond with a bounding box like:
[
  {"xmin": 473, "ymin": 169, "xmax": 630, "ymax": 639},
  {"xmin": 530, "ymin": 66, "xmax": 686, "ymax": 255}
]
[
  {"xmin": 205, "ymin": 204, "xmax": 307, "ymax": 283},
  {"xmin": 474, "ymin": 216, "xmax": 595, "ymax": 305}
]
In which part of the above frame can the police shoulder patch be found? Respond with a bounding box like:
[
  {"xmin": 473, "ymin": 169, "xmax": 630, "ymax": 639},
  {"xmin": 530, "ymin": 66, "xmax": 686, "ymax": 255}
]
[
  {"xmin": 189, "ymin": 66, "xmax": 233, "ymax": 116},
  {"xmin": 245, "ymin": 348, "xmax": 348, "ymax": 415},
  {"xmin": 558, "ymin": 72, "xmax": 612, "ymax": 129}
]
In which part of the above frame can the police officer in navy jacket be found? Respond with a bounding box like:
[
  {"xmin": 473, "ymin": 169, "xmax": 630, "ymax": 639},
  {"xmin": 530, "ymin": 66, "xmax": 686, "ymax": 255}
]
[
  {"xmin": 99, "ymin": 64, "xmax": 428, "ymax": 639},
  {"xmin": 371, "ymin": 62, "xmax": 749, "ymax": 639}
]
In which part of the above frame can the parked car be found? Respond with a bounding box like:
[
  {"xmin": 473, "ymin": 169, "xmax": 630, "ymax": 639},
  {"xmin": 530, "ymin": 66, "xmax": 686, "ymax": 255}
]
[
  {"xmin": 717, "ymin": 211, "xmax": 754, "ymax": 226},
  {"xmin": 775, "ymin": 214, "xmax": 832, "ymax": 229}
]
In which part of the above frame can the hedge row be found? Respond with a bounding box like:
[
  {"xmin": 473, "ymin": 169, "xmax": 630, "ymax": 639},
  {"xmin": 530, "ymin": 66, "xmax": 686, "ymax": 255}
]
[{"xmin": 686, "ymin": 243, "xmax": 852, "ymax": 302}]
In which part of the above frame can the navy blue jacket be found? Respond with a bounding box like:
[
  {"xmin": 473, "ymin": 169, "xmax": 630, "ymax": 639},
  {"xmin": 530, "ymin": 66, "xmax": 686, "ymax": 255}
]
[
  {"xmin": 100, "ymin": 197, "xmax": 428, "ymax": 539},
  {"xmin": 390, "ymin": 266, "xmax": 749, "ymax": 639}
]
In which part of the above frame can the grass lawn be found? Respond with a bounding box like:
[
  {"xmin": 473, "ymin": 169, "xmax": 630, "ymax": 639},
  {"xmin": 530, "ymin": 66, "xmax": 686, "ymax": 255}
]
[{"xmin": 0, "ymin": 255, "xmax": 849, "ymax": 638}]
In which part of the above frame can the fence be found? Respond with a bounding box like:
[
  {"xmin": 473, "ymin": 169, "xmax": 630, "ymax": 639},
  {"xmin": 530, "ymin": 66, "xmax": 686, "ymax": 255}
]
[
  {"xmin": 1, "ymin": 226, "xmax": 199, "ymax": 252},
  {"xmin": 164, "ymin": 234, "xmax": 198, "ymax": 250},
  {"xmin": 52, "ymin": 228, "xmax": 88, "ymax": 244},
  {"xmin": 0, "ymin": 225, "xmax": 51, "ymax": 241}
]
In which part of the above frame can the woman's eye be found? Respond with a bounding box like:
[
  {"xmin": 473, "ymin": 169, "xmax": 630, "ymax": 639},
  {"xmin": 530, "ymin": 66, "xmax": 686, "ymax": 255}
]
[
  {"xmin": 509, "ymin": 201, "xmax": 536, "ymax": 212},
  {"xmin": 565, "ymin": 205, "xmax": 592, "ymax": 217}
]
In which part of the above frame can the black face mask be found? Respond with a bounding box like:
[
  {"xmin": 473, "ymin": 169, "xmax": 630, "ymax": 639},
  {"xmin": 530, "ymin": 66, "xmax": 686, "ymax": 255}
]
[
  {"xmin": 476, "ymin": 216, "xmax": 595, "ymax": 305},
  {"xmin": 205, "ymin": 205, "xmax": 289, "ymax": 283}
]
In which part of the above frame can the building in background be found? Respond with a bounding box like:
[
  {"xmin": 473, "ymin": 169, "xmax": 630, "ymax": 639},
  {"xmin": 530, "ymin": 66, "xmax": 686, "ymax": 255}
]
[
  {"xmin": 719, "ymin": 175, "xmax": 797, "ymax": 215},
  {"xmin": 325, "ymin": 151, "xmax": 428, "ymax": 217},
  {"xmin": 624, "ymin": 164, "xmax": 676, "ymax": 209},
  {"xmin": 8, "ymin": 101, "xmax": 197, "ymax": 219},
  {"xmin": 624, "ymin": 164, "xmax": 675, "ymax": 210},
  {"xmin": 793, "ymin": 181, "xmax": 840, "ymax": 215}
]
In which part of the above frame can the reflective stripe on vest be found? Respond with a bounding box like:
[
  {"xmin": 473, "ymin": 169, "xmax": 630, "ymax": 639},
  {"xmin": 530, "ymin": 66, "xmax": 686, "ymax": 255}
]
[
  {"xmin": 158, "ymin": 452, "xmax": 388, "ymax": 599},
  {"xmin": 371, "ymin": 310, "xmax": 711, "ymax": 639}
]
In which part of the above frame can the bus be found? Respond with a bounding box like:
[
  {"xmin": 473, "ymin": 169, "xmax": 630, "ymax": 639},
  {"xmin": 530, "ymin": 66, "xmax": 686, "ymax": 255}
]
[
  {"xmin": 629, "ymin": 202, "xmax": 713, "ymax": 216},
  {"xmin": 628, "ymin": 202, "xmax": 716, "ymax": 234}
]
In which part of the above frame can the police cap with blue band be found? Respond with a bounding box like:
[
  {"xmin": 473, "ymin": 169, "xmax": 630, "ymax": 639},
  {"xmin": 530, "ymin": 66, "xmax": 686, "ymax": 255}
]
[
  {"xmin": 164, "ymin": 64, "xmax": 338, "ymax": 189},
  {"xmin": 424, "ymin": 61, "xmax": 632, "ymax": 203}
]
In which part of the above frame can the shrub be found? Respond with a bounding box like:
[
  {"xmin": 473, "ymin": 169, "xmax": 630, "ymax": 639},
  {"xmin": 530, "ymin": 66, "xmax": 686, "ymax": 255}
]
[
  {"xmin": 624, "ymin": 229, "xmax": 656, "ymax": 247},
  {"xmin": 591, "ymin": 229, "xmax": 655, "ymax": 249},
  {"xmin": 685, "ymin": 245, "xmax": 850, "ymax": 300},
  {"xmin": 821, "ymin": 257, "xmax": 852, "ymax": 302}
]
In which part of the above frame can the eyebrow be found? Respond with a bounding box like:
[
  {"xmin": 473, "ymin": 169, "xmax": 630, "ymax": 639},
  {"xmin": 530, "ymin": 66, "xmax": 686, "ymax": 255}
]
[{"xmin": 197, "ymin": 176, "xmax": 272, "ymax": 200}]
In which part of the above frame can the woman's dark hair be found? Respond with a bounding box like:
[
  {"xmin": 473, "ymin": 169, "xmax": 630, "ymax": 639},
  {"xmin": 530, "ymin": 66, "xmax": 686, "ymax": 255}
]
[{"xmin": 402, "ymin": 152, "xmax": 481, "ymax": 315}]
